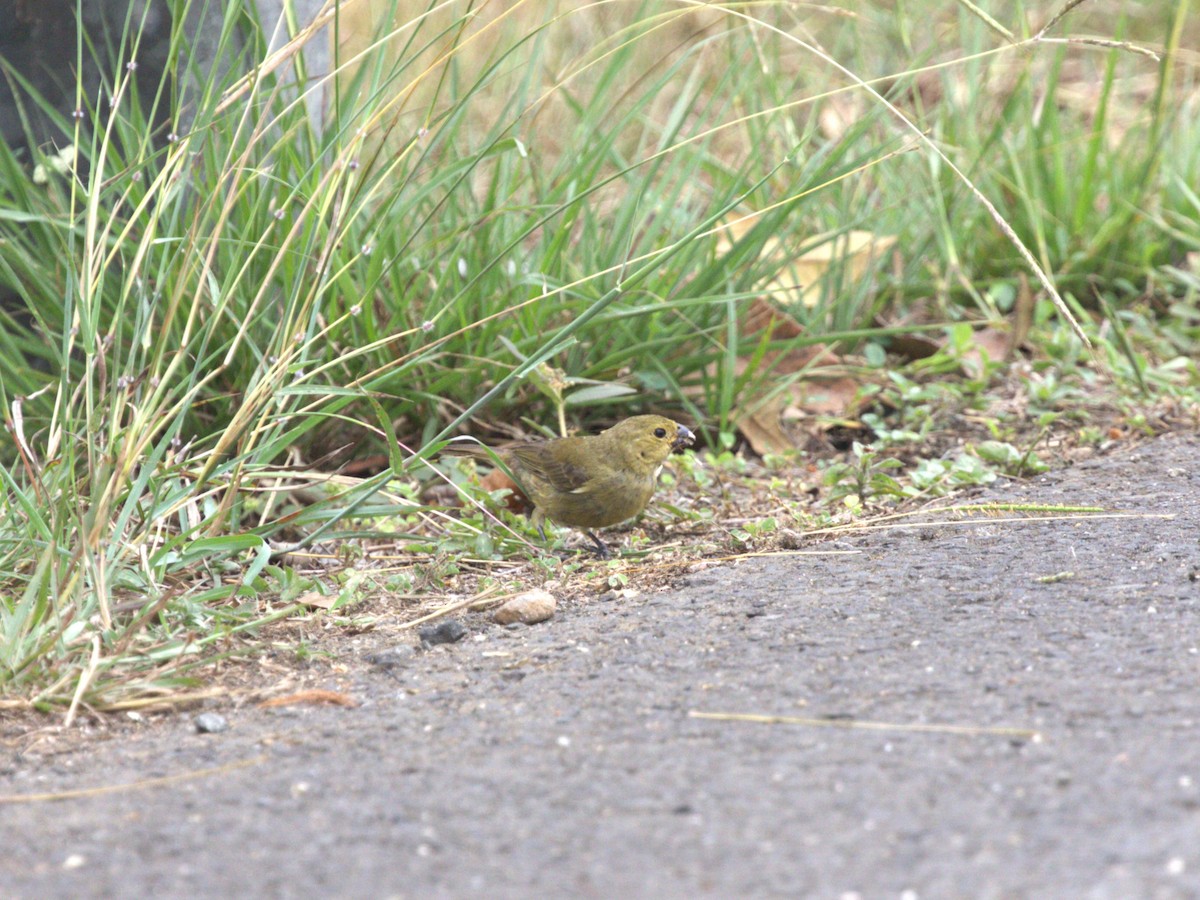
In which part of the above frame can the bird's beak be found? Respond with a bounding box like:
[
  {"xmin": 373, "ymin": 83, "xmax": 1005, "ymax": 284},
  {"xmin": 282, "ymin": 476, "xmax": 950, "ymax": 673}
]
[{"xmin": 672, "ymin": 424, "xmax": 695, "ymax": 452}]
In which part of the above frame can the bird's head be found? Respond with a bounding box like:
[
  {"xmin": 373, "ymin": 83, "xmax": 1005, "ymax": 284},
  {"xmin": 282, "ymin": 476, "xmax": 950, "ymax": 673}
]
[{"xmin": 607, "ymin": 415, "xmax": 695, "ymax": 473}]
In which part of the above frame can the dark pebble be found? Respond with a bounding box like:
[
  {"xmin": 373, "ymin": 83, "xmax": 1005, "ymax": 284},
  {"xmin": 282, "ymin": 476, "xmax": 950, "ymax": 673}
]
[
  {"xmin": 194, "ymin": 712, "xmax": 228, "ymax": 734},
  {"xmin": 419, "ymin": 620, "xmax": 468, "ymax": 647},
  {"xmin": 365, "ymin": 646, "xmax": 414, "ymax": 669}
]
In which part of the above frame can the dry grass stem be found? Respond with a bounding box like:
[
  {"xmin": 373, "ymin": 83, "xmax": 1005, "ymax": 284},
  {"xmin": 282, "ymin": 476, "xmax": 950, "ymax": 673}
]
[
  {"xmin": 0, "ymin": 755, "xmax": 269, "ymax": 805},
  {"xmin": 688, "ymin": 710, "xmax": 1042, "ymax": 740}
]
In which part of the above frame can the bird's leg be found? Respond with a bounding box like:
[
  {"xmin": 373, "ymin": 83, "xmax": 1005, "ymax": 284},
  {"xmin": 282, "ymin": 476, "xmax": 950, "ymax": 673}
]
[
  {"xmin": 585, "ymin": 531, "xmax": 611, "ymax": 559},
  {"xmin": 532, "ymin": 512, "xmax": 574, "ymax": 559},
  {"xmin": 532, "ymin": 509, "xmax": 548, "ymax": 543}
]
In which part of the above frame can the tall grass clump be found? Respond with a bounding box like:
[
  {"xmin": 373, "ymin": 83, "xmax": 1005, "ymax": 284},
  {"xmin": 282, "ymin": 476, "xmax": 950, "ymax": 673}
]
[{"xmin": 0, "ymin": 0, "xmax": 885, "ymax": 712}]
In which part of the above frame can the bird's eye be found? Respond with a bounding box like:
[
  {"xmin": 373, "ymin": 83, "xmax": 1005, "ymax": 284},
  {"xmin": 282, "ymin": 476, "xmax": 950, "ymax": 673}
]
[{"xmin": 654, "ymin": 427, "xmax": 667, "ymax": 438}]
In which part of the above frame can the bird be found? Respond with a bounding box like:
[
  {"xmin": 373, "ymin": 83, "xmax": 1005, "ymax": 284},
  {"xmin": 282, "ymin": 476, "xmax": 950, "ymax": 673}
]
[{"xmin": 445, "ymin": 415, "xmax": 695, "ymax": 557}]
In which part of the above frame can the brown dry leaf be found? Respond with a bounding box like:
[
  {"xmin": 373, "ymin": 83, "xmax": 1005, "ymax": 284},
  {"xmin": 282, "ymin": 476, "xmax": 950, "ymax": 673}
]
[
  {"xmin": 1010, "ymin": 272, "xmax": 1035, "ymax": 353},
  {"xmin": 480, "ymin": 468, "xmax": 533, "ymax": 515},
  {"xmin": 707, "ymin": 211, "xmax": 895, "ymax": 454},
  {"xmin": 768, "ymin": 230, "xmax": 895, "ymax": 309},
  {"xmin": 736, "ymin": 372, "xmax": 868, "ymax": 457},
  {"xmin": 726, "ymin": 299, "xmax": 863, "ymax": 455},
  {"xmin": 737, "ymin": 398, "xmax": 793, "ymax": 457},
  {"xmin": 886, "ymin": 331, "xmax": 941, "ymax": 362},
  {"xmin": 960, "ymin": 326, "xmax": 1012, "ymax": 378},
  {"xmin": 257, "ymin": 691, "xmax": 360, "ymax": 709},
  {"xmin": 297, "ymin": 591, "xmax": 336, "ymax": 610},
  {"xmin": 716, "ymin": 213, "xmax": 896, "ymax": 308},
  {"xmin": 784, "ymin": 376, "xmax": 863, "ymax": 417},
  {"xmin": 955, "ymin": 278, "xmax": 1036, "ymax": 377},
  {"xmin": 743, "ymin": 295, "xmax": 804, "ymax": 340}
]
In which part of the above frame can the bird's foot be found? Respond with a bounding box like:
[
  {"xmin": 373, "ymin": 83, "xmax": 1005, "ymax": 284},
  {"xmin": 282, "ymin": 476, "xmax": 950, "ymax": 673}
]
[{"xmin": 585, "ymin": 531, "xmax": 612, "ymax": 559}]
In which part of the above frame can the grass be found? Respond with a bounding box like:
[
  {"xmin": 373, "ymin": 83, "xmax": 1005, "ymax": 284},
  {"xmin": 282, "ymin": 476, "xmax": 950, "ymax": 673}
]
[{"xmin": 0, "ymin": 0, "xmax": 1198, "ymax": 717}]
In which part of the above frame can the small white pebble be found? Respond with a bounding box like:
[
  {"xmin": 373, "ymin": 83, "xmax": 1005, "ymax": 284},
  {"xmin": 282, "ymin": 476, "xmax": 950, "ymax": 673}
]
[
  {"xmin": 1180, "ymin": 776, "xmax": 1194, "ymax": 789},
  {"xmin": 557, "ymin": 735, "xmax": 571, "ymax": 747},
  {"xmin": 63, "ymin": 854, "xmax": 86, "ymax": 870},
  {"xmin": 1147, "ymin": 606, "xmax": 1157, "ymax": 614},
  {"xmin": 1167, "ymin": 857, "xmax": 1186, "ymax": 875}
]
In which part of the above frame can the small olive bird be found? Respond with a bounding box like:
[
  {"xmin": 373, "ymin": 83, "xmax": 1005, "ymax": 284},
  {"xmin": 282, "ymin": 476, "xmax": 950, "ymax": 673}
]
[{"xmin": 446, "ymin": 415, "xmax": 695, "ymax": 557}]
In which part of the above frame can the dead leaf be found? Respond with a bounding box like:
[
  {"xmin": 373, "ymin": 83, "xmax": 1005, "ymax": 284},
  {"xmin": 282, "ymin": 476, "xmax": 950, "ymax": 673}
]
[
  {"xmin": 297, "ymin": 591, "xmax": 336, "ymax": 610},
  {"xmin": 737, "ymin": 397, "xmax": 792, "ymax": 457},
  {"xmin": 706, "ymin": 211, "xmax": 896, "ymax": 453},
  {"xmin": 886, "ymin": 332, "xmax": 941, "ymax": 362},
  {"xmin": 960, "ymin": 326, "xmax": 1012, "ymax": 378},
  {"xmin": 481, "ymin": 468, "xmax": 533, "ymax": 515},
  {"xmin": 257, "ymin": 690, "xmax": 359, "ymax": 709},
  {"xmin": 736, "ymin": 374, "xmax": 867, "ymax": 456},
  {"xmin": 785, "ymin": 376, "xmax": 863, "ymax": 417},
  {"xmin": 722, "ymin": 297, "xmax": 863, "ymax": 454},
  {"xmin": 1010, "ymin": 272, "xmax": 1034, "ymax": 354},
  {"xmin": 716, "ymin": 214, "xmax": 896, "ymax": 308}
]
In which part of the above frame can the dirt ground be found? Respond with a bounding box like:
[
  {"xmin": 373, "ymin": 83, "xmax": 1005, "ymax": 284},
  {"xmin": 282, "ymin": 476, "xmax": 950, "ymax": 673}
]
[{"xmin": 3, "ymin": 432, "xmax": 1200, "ymax": 898}]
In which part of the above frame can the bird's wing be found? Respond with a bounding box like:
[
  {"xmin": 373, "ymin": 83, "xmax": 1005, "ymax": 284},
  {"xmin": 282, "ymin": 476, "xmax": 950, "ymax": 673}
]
[{"xmin": 508, "ymin": 445, "xmax": 595, "ymax": 493}]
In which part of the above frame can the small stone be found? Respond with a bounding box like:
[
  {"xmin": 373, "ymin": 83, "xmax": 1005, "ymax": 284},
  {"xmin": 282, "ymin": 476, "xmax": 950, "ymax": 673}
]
[
  {"xmin": 419, "ymin": 620, "xmax": 468, "ymax": 647},
  {"xmin": 597, "ymin": 588, "xmax": 639, "ymax": 603},
  {"xmin": 194, "ymin": 712, "xmax": 228, "ymax": 734},
  {"xmin": 365, "ymin": 646, "xmax": 414, "ymax": 669},
  {"xmin": 493, "ymin": 590, "xmax": 557, "ymax": 626}
]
